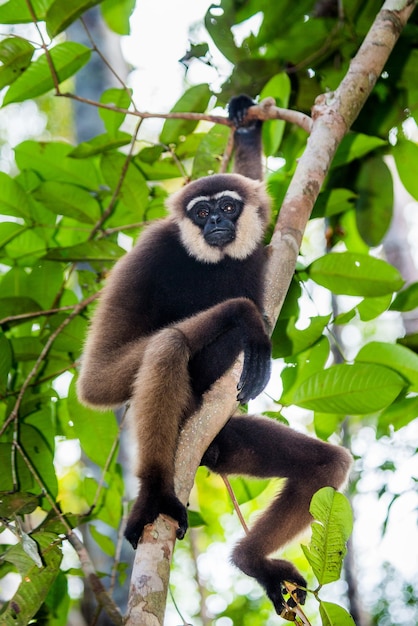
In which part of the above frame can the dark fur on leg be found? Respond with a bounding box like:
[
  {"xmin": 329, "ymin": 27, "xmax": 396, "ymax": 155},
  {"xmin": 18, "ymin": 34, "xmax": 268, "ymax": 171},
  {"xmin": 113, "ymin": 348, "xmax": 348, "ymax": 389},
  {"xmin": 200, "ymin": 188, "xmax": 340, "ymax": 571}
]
[{"xmin": 202, "ymin": 414, "xmax": 352, "ymax": 613}]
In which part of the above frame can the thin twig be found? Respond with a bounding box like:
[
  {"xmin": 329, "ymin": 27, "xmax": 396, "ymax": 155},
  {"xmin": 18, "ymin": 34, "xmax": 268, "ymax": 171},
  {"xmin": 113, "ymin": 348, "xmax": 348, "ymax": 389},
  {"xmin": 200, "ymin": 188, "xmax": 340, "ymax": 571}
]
[
  {"xmin": 221, "ymin": 474, "xmax": 249, "ymax": 535},
  {"xmin": 0, "ymin": 301, "xmax": 97, "ymax": 326}
]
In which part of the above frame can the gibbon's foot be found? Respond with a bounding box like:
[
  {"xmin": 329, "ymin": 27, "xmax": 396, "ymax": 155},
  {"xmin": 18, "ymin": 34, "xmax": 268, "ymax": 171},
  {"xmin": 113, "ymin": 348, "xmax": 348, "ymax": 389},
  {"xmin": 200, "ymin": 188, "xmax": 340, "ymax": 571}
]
[
  {"xmin": 124, "ymin": 488, "xmax": 188, "ymax": 548},
  {"xmin": 261, "ymin": 559, "xmax": 307, "ymax": 614}
]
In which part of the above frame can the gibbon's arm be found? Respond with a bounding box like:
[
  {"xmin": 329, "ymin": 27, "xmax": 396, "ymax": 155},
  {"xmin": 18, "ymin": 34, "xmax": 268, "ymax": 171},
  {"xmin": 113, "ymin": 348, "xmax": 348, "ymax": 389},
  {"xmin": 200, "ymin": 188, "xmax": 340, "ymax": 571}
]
[{"xmin": 228, "ymin": 94, "xmax": 263, "ymax": 181}]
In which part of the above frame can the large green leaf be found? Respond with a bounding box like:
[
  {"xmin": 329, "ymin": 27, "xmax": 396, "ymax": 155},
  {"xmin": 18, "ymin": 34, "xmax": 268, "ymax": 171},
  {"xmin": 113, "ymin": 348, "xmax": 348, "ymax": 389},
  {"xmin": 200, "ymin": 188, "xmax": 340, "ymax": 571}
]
[
  {"xmin": 43, "ymin": 239, "xmax": 124, "ymax": 262},
  {"xmin": 0, "ymin": 0, "xmax": 53, "ymax": 23},
  {"xmin": 101, "ymin": 0, "xmax": 135, "ymax": 34},
  {"xmin": 15, "ymin": 141, "xmax": 101, "ymax": 189},
  {"xmin": 66, "ymin": 377, "xmax": 119, "ymax": 467},
  {"xmin": 69, "ymin": 131, "xmax": 132, "ymax": 158},
  {"xmin": 319, "ymin": 601, "xmax": 356, "ymax": 626},
  {"xmin": 390, "ymin": 282, "xmax": 418, "ymax": 312},
  {"xmin": 355, "ymin": 157, "xmax": 393, "ymax": 246},
  {"xmin": 272, "ymin": 314, "xmax": 330, "ymax": 358},
  {"xmin": 293, "ymin": 363, "xmax": 406, "ymax": 414},
  {"xmin": 308, "ymin": 252, "xmax": 404, "ymax": 296},
  {"xmin": 377, "ymin": 396, "xmax": 418, "ymax": 436},
  {"xmin": 356, "ymin": 341, "xmax": 418, "ymax": 392},
  {"xmin": 393, "ymin": 139, "xmax": 418, "ymax": 200},
  {"xmin": 191, "ymin": 124, "xmax": 230, "ymax": 179},
  {"xmin": 99, "ymin": 88, "xmax": 132, "ymax": 135},
  {"xmin": 260, "ymin": 73, "xmax": 291, "ymax": 156},
  {"xmin": 0, "ymin": 172, "xmax": 34, "ymax": 219},
  {"xmin": 2, "ymin": 532, "xmax": 62, "ymax": 626},
  {"xmin": 0, "ymin": 333, "xmax": 12, "ymax": 396},
  {"xmin": 46, "ymin": 0, "xmax": 104, "ymax": 37},
  {"xmin": 32, "ymin": 181, "xmax": 101, "ymax": 224},
  {"xmin": 100, "ymin": 152, "xmax": 149, "ymax": 216},
  {"xmin": 302, "ymin": 487, "xmax": 353, "ymax": 585},
  {"xmin": 160, "ymin": 84, "xmax": 212, "ymax": 146},
  {"xmin": 3, "ymin": 42, "xmax": 91, "ymax": 106},
  {"xmin": 0, "ymin": 37, "xmax": 35, "ymax": 89},
  {"xmin": 331, "ymin": 133, "xmax": 386, "ymax": 169}
]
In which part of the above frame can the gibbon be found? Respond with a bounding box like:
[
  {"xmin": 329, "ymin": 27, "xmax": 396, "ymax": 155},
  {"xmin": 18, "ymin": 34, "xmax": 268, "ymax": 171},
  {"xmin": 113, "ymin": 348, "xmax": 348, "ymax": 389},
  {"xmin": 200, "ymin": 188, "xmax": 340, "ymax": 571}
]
[{"xmin": 78, "ymin": 95, "xmax": 352, "ymax": 613}]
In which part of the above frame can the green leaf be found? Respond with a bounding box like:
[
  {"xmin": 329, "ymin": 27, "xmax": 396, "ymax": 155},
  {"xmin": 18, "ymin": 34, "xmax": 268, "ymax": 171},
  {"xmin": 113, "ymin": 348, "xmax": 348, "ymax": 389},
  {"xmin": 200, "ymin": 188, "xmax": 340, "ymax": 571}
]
[
  {"xmin": 319, "ymin": 601, "xmax": 356, "ymax": 626},
  {"xmin": 228, "ymin": 477, "xmax": 269, "ymax": 505},
  {"xmin": 15, "ymin": 141, "xmax": 101, "ymax": 189},
  {"xmin": 308, "ymin": 252, "xmax": 404, "ymax": 296},
  {"xmin": 20, "ymin": 424, "xmax": 58, "ymax": 499},
  {"xmin": 312, "ymin": 188, "xmax": 357, "ymax": 219},
  {"xmin": 0, "ymin": 297, "xmax": 42, "ymax": 321},
  {"xmin": 0, "ymin": 333, "xmax": 12, "ymax": 396},
  {"xmin": 377, "ymin": 396, "xmax": 418, "ymax": 436},
  {"xmin": 100, "ymin": 152, "xmax": 149, "ymax": 216},
  {"xmin": 101, "ymin": 0, "xmax": 135, "ymax": 34},
  {"xmin": 280, "ymin": 337, "xmax": 330, "ymax": 406},
  {"xmin": 393, "ymin": 139, "xmax": 418, "ymax": 200},
  {"xmin": 3, "ymin": 42, "xmax": 91, "ymax": 106},
  {"xmin": 332, "ymin": 133, "xmax": 386, "ymax": 169},
  {"xmin": 390, "ymin": 282, "xmax": 418, "ymax": 312},
  {"xmin": 334, "ymin": 294, "xmax": 392, "ymax": 325},
  {"xmin": 356, "ymin": 341, "xmax": 418, "ymax": 392},
  {"xmin": 272, "ymin": 314, "xmax": 330, "ymax": 358},
  {"xmin": 0, "ymin": 222, "xmax": 25, "ymax": 249},
  {"xmin": 0, "ymin": 172, "xmax": 34, "ymax": 219},
  {"xmin": 43, "ymin": 239, "xmax": 124, "ymax": 261},
  {"xmin": 67, "ymin": 376, "xmax": 119, "ymax": 467},
  {"xmin": 204, "ymin": 3, "xmax": 240, "ymax": 63},
  {"xmin": 69, "ymin": 131, "xmax": 132, "ymax": 158},
  {"xmin": 0, "ymin": 492, "xmax": 39, "ymax": 517},
  {"xmin": 0, "ymin": 37, "xmax": 35, "ymax": 89},
  {"xmin": 99, "ymin": 87, "xmax": 132, "ymax": 135},
  {"xmin": 191, "ymin": 124, "xmax": 230, "ymax": 179},
  {"xmin": 293, "ymin": 363, "xmax": 406, "ymax": 414},
  {"xmin": 260, "ymin": 73, "xmax": 291, "ymax": 155},
  {"xmin": 46, "ymin": 0, "xmax": 103, "ymax": 37},
  {"xmin": 90, "ymin": 524, "xmax": 116, "ymax": 557},
  {"xmin": 2, "ymin": 532, "xmax": 62, "ymax": 626},
  {"xmin": 5, "ymin": 228, "xmax": 46, "ymax": 260},
  {"xmin": 33, "ymin": 181, "xmax": 101, "ymax": 223},
  {"xmin": 160, "ymin": 84, "xmax": 212, "ymax": 145},
  {"xmin": 303, "ymin": 487, "xmax": 352, "ymax": 585},
  {"xmin": 0, "ymin": 0, "xmax": 52, "ymax": 23},
  {"xmin": 355, "ymin": 157, "xmax": 393, "ymax": 246}
]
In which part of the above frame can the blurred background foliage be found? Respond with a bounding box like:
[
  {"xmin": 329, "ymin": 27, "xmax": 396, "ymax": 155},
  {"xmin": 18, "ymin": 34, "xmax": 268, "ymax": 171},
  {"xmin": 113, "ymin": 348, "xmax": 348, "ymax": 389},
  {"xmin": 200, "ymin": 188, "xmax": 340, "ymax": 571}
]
[{"xmin": 0, "ymin": 0, "xmax": 417, "ymax": 624}]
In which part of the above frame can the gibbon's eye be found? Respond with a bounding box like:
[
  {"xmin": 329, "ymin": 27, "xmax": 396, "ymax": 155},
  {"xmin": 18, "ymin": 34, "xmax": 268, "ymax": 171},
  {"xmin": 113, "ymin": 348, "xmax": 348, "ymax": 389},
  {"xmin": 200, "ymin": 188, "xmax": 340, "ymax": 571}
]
[
  {"xmin": 196, "ymin": 206, "xmax": 210, "ymax": 220},
  {"xmin": 221, "ymin": 202, "xmax": 236, "ymax": 214}
]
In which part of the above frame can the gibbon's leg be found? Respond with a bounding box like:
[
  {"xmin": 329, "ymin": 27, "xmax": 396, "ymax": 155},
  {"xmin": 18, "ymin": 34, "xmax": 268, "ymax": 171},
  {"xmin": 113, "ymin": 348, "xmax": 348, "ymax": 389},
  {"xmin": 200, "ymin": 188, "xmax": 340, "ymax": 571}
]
[
  {"xmin": 124, "ymin": 328, "xmax": 194, "ymax": 547},
  {"xmin": 201, "ymin": 415, "xmax": 352, "ymax": 613},
  {"xmin": 124, "ymin": 298, "xmax": 271, "ymax": 548}
]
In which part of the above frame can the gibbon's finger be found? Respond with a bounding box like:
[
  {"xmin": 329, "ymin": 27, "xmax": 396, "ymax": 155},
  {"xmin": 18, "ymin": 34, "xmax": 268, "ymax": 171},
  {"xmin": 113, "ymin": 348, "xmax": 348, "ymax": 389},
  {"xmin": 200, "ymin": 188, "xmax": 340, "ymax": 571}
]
[{"xmin": 237, "ymin": 342, "xmax": 271, "ymax": 403}]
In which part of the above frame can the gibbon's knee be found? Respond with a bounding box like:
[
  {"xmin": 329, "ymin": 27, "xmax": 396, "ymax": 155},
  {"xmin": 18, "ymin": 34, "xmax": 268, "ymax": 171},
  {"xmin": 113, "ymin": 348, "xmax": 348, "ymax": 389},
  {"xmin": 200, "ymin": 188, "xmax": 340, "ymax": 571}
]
[{"xmin": 131, "ymin": 327, "xmax": 192, "ymax": 409}]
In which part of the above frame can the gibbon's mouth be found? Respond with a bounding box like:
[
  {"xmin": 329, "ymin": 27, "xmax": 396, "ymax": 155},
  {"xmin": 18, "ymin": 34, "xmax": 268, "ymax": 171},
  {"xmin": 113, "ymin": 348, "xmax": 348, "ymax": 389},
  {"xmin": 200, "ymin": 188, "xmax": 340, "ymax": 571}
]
[{"xmin": 205, "ymin": 229, "xmax": 235, "ymax": 247}]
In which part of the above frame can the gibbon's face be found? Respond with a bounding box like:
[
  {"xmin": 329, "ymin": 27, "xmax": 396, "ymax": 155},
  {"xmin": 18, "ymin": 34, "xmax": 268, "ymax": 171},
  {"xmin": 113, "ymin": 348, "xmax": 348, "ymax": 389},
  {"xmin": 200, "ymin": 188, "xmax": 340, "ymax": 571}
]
[
  {"xmin": 167, "ymin": 174, "xmax": 271, "ymax": 264},
  {"xmin": 186, "ymin": 190, "xmax": 243, "ymax": 248}
]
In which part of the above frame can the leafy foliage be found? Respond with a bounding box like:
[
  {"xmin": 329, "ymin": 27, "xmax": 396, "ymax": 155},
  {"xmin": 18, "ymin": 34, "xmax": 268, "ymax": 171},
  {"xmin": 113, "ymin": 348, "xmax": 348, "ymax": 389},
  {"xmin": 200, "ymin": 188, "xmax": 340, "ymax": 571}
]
[{"xmin": 0, "ymin": 0, "xmax": 417, "ymax": 624}]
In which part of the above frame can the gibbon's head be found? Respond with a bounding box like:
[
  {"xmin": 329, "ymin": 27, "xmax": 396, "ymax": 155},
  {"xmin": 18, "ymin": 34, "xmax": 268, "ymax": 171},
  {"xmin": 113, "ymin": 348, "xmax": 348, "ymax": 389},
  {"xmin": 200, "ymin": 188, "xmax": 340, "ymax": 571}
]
[{"xmin": 167, "ymin": 173, "xmax": 271, "ymax": 263}]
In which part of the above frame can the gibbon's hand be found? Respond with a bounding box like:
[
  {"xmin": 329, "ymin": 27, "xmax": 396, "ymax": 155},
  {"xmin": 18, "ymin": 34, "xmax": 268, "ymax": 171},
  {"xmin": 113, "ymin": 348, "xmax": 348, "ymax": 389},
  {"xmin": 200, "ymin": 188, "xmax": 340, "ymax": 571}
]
[
  {"xmin": 237, "ymin": 336, "xmax": 271, "ymax": 404},
  {"xmin": 256, "ymin": 558, "xmax": 307, "ymax": 615},
  {"xmin": 125, "ymin": 484, "xmax": 188, "ymax": 548},
  {"xmin": 228, "ymin": 93, "xmax": 259, "ymax": 129}
]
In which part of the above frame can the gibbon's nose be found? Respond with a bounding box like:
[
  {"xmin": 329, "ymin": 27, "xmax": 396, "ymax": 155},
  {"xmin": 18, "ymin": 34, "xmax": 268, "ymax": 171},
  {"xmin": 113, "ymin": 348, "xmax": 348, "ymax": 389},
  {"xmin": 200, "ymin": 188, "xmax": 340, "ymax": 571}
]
[{"xmin": 210, "ymin": 214, "xmax": 221, "ymax": 224}]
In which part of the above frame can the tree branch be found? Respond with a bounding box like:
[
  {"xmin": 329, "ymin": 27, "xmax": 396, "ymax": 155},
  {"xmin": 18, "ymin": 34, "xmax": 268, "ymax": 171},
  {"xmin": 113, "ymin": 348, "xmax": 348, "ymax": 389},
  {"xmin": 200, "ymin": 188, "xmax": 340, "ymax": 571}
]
[{"xmin": 124, "ymin": 2, "xmax": 416, "ymax": 624}]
